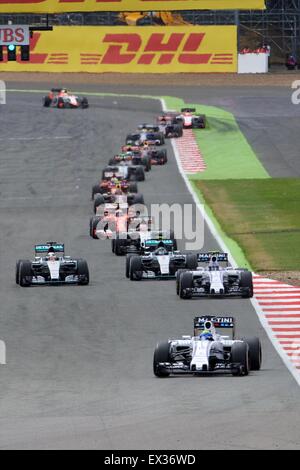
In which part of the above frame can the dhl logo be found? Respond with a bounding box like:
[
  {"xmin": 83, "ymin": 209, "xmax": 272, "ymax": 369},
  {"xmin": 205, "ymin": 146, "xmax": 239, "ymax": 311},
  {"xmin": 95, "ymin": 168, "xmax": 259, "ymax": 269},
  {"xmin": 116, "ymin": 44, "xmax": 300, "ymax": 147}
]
[
  {"xmin": 1, "ymin": 26, "xmax": 236, "ymax": 73},
  {"xmin": 99, "ymin": 33, "xmax": 233, "ymax": 65}
]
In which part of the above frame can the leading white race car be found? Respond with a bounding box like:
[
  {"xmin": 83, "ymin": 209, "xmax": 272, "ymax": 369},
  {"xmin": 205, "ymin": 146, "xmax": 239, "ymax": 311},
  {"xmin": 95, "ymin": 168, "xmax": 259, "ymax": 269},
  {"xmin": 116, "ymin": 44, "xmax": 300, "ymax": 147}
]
[{"xmin": 153, "ymin": 315, "xmax": 262, "ymax": 377}]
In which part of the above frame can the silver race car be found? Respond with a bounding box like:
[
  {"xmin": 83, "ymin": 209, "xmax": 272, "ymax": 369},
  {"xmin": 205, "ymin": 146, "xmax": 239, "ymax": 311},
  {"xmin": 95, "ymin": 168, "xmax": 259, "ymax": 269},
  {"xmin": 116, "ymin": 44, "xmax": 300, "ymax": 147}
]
[
  {"xmin": 128, "ymin": 242, "xmax": 198, "ymax": 280},
  {"xmin": 176, "ymin": 252, "xmax": 253, "ymax": 299},
  {"xmin": 16, "ymin": 242, "xmax": 89, "ymax": 287},
  {"xmin": 153, "ymin": 316, "xmax": 262, "ymax": 377}
]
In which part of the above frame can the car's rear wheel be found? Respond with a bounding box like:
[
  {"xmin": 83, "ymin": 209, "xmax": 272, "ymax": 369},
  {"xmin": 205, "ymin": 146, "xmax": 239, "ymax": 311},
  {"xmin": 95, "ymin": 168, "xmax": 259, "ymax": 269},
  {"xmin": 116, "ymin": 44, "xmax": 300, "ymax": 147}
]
[
  {"xmin": 94, "ymin": 194, "xmax": 105, "ymax": 214},
  {"xmin": 129, "ymin": 256, "xmax": 143, "ymax": 281},
  {"xmin": 153, "ymin": 342, "xmax": 171, "ymax": 377},
  {"xmin": 77, "ymin": 259, "xmax": 89, "ymax": 285},
  {"xmin": 176, "ymin": 269, "xmax": 187, "ymax": 295},
  {"xmin": 240, "ymin": 271, "xmax": 253, "ymax": 298},
  {"xmin": 43, "ymin": 96, "xmax": 51, "ymax": 107},
  {"xmin": 19, "ymin": 260, "xmax": 33, "ymax": 287},
  {"xmin": 135, "ymin": 166, "xmax": 145, "ymax": 182},
  {"xmin": 179, "ymin": 272, "xmax": 193, "ymax": 299},
  {"xmin": 242, "ymin": 337, "xmax": 262, "ymax": 370},
  {"xmin": 129, "ymin": 182, "xmax": 138, "ymax": 193},
  {"xmin": 186, "ymin": 254, "xmax": 198, "ymax": 270},
  {"xmin": 126, "ymin": 254, "xmax": 134, "ymax": 278},
  {"xmin": 231, "ymin": 342, "xmax": 249, "ymax": 376}
]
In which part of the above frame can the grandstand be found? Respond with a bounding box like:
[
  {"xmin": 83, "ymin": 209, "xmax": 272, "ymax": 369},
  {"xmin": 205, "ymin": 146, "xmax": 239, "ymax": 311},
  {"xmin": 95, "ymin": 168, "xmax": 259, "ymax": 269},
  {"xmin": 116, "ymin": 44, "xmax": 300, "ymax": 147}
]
[{"xmin": 0, "ymin": 1, "xmax": 299, "ymax": 64}]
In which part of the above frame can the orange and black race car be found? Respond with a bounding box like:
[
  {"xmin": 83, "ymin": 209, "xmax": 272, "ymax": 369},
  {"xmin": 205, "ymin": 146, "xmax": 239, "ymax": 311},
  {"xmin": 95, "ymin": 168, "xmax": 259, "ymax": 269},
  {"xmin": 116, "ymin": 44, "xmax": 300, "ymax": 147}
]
[{"xmin": 43, "ymin": 88, "xmax": 89, "ymax": 109}]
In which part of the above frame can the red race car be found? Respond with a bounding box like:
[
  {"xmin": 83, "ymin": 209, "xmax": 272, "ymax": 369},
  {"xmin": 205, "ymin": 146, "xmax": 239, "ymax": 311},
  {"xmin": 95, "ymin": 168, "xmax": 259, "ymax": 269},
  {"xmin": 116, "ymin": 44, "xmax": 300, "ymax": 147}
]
[{"xmin": 43, "ymin": 88, "xmax": 89, "ymax": 109}]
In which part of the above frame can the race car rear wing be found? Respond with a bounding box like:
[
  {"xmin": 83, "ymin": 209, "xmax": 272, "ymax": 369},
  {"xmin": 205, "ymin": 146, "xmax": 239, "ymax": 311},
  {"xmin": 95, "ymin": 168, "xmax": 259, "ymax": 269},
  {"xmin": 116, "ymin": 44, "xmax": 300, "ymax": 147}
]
[
  {"xmin": 181, "ymin": 108, "xmax": 196, "ymax": 113},
  {"xmin": 194, "ymin": 315, "xmax": 235, "ymax": 338},
  {"xmin": 35, "ymin": 242, "xmax": 64, "ymax": 254},
  {"xmin": 197, "ymin": 252, "xmax": 229, "ymax": 263},
  {"xmin": 144, "ymin": 239, "xmax": 174, "ymax": 250}
]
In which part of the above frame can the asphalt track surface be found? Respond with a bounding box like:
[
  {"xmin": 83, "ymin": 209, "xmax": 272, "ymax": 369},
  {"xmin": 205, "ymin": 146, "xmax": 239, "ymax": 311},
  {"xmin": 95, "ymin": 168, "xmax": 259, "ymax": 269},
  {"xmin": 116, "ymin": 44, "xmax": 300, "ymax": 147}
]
[{"xmin": 0, "ymin": 86, "xmax": 299, "ymax": 450}]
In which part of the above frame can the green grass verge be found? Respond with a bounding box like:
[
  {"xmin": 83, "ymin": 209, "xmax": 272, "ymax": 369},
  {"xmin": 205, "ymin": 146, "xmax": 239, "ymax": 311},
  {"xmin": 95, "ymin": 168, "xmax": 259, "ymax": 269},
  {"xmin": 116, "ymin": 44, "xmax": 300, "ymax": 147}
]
[
  {"xmin": 195, "ymin": 179, "xmax": 300, "ymax": 272},
  {"xmin": 163, "ymin": 96, "xmax": 269, "ymax": 180}
]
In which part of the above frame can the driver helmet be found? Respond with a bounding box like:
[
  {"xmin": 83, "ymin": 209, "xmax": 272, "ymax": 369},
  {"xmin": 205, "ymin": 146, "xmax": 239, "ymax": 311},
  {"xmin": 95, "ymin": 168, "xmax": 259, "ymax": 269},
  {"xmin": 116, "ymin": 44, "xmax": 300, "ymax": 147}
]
[
  {"xmin": 199, "ymin": 329, "xmax": 213, "ymax": 341},
  {"xmin": 47, "ymin": 248, "xmax": 57, "ymax": 260}
]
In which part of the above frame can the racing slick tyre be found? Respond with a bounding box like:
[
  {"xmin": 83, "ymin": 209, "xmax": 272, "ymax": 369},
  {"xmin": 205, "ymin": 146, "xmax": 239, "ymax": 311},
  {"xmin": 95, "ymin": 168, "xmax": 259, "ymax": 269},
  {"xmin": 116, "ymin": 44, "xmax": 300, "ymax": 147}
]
[
  {"xmin": 94, "ymin": 194, "xmax": 105, "ymax": 214},
  {"xmin": 81, "ymin": 97, "xmax": 89, "ymax": 109},
  {"xmin": 129, "ymin": 256, "xmax": 143, "ymax": 281},
  {"xmin": 16, "ymin": 259, "xmax": 28, "ymax": 285},
  {"xmin": 126, "ymin": 254, "xmax": 134, "ymax": 278},
  {"xmin": 231, "ymin": 342, "xmax": 249, "ymax": 376},
  {"xmin": 142, "ymin": 156, "xmax": 151, "ymax": 172},
  {"xmin": 176, "ymin": 269, "xmax": 188, "ymax": 295},
  {"xmin": 132, "ymin": 193, "xmax": 144, "ymax": 205},
  {"xmin": 186, "ymin": 254, "xmax": 198, "ymax": 270},
  {"xmin": 153, "ymin": 342, "xmax": 171, "ymax": 377},
  {"xmin": 77, "ymin": 259, "xmax": 89, "ymax": 285},
  {"xmin": 57, "ymin": 97, "xmax": 65, "ymax": 109},
  {"xmin": 179, "ymin": 272, "xmax": 193, "ymax": 299},
  {"xmin": 135, "ymin": 166, "xmax": 145, "ymax": 182},
  {"xmin": 242, "ymin": 337, "xmax": 262, "ymax": 371},
  {"xmin": 175, "ymin": 124, "xmax": 183, "ymax": 137},
  {"xmin": 129, "ymin": 182, "xmax": 138, "ymax": 193},
  {"xmin": 115, "ymin": 237, "xmax": 126, "ymax": 256},
  {"xmin": 160, "ymin": 149, "xmax": 168, "ymax": 164},
  {"xmin": 90, "ymin": 217, "xmax": 100, "ymax": 239},
  {"xmin": 91, "ymin": 184, "xmax": 102, "ymax": 200},
  {"xmin": 19, "ymin": 260, "xmax": 33, "ymax": 287},
  {"xmin": 240, "ymin": 271, "xmax": 254, "ymax": 298},
  {"xmin": 43, "ymin": 96, "xmax": 51, "ymax": 107}
]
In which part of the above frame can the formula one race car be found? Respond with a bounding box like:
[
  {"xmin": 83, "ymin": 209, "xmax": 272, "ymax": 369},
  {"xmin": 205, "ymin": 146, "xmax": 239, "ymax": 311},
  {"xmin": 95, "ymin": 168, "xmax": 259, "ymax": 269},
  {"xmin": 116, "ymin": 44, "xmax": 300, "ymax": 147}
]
[
  {"xmin": 110, "ymin": 223, "xmax": 175, "ymax": 258},
  {"xmin": 93, "ymin": 188, "xmax": 144, "ymax": 214},
  {"xmin": 176, "ymin": 108, "xmax": 206, "ymax": 129},
  {"xmin": 128, "ymin": 242, "xmax": 198, "ymax": 280},
  {"xmin": 90, "ymin": 204, "xmax": 132, "ymax": 239},
  {"xmin": 157, "ymin": 113, "xmax": 183, "ymax": 138},
  {"xmin": 43, "ymin": 88, "xmax": 89, "ymax": 109},
  {"xmin": 123, "ymin": 142, "xmax": 167, "ymax": 166},
  {"xmin": 176, "ymin": 252, "xmax": 253, "ymax": 299},
  {"xmin": 109, "ymin": 151, "xmax": 151, "ymax": 172},
  {"xmin": 16, "ymin": 242, "xmax": 89, "ymax": 287},
  {"xmin": 92, "ymin": 166, "xmax": 145, "ymax": 198},
  {"xmin": 126, "ymin": 124, "xmax": 165, "ymax": 146},
  {"xmin": 91, "ymin": 174, "xmax": 139, "ymax": 201},
  {"xmin": 153, "ymin": 316, "xmax": 262, "ymax": 377}
]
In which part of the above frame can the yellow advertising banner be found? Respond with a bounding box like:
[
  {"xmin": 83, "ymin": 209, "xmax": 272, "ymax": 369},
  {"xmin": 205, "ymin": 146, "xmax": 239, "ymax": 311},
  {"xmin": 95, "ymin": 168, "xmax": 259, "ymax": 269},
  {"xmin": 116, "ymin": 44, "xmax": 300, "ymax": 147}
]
[
  {"xmin": 0, "ymin": 1, "xmax": 266, "ymax": 14},
  {"xmin": 0, "ymin": 26, "xmax": 237, "ymax": 73}
]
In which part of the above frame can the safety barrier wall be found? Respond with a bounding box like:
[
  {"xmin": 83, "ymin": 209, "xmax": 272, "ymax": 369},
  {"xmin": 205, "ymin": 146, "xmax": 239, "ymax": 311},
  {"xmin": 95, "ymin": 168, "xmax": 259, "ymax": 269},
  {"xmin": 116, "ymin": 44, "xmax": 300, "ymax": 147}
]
[
  {"xmin": 0, "ymin": 1, "xmax": 266, "ymax": 14},
  {"xmin": 238, "ymin": 53, "xmax": 268, "ymax": 74},
  {"xmin": 0, "ymin": 26, "xmax": 237, "ymax": 73}
]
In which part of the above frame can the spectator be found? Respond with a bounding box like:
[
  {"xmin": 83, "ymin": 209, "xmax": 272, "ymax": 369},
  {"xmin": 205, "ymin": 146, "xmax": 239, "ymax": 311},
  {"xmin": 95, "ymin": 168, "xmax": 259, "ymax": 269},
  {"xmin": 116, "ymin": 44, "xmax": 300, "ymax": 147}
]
[{"xmin": 286, "ymin": 54, "xmax": 297, "ymax": 70}]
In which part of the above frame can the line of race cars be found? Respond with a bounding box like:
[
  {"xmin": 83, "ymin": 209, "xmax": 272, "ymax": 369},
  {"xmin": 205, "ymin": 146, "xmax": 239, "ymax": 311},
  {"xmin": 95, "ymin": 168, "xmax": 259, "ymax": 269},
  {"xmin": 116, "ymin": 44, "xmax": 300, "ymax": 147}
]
[
  {"xmin": 16, "ymin": 93, "xmax": 262, "ymax": 378},
  {"xmin": 86, "ymin": 104, "xmax": 262, "ymax": 378}
]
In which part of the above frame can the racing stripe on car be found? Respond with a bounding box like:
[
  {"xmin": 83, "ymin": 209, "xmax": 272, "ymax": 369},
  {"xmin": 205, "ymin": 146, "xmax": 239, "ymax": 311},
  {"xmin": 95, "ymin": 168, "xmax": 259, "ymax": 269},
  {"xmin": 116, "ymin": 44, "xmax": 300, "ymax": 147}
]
[
  {"xmin": 174, "ymin": 129, "xmax": 206, "ymax": 174},
  {"xmin": 253, "ymin": 275, "xmax": 300, "ymax": 374}
]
